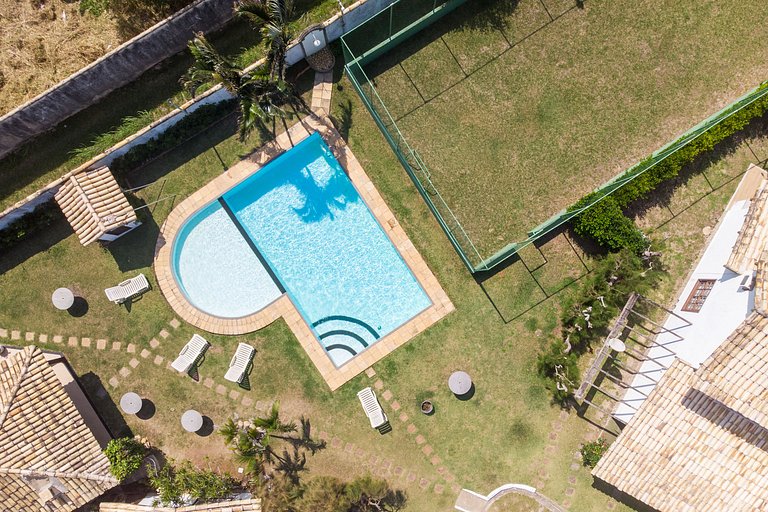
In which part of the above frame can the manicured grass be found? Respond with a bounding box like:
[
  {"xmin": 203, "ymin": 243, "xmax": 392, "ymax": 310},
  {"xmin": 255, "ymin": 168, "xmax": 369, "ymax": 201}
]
[
  {"xmin": 2, "ymin": 58, "xmax": 768, "ymax": 512},
  {"xmin": 362, "ymin": 0, "xmax": 768, "ymax": 258}
]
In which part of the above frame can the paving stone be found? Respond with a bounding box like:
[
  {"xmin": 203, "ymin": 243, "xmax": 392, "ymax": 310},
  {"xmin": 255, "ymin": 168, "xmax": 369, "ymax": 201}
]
[
  {"xmin": 422, "ymin": 445, "xmax": 433, "ymax": 456},
  {"xmin": 553, "ymin": 421, "xmax": 563, "ymax": 431},
  {"xmin": 11, "ymin": 330, "xmax": 20, "ymax": 340},
  {"xmin": 229, "ymin": 390, "xmax": 241, "ymax": 400},
  {"xmin": 25, "ymin": 332, "xmax": 35, "ymax": 341},
  {"xmin": 332, "ymin": 438, "xmax": 343, "ymax": 449},
  {"xmin": 203, "ymin": 378, "xmax": 214, "ymax": 388},
  {"xmin": 96, "ymin": 339, "xmax": 107, "ymax": 350},
  {"xmin": 430, "ymin": 455, "xmax": 441, "ymax": 466},
  {"xmin": 153, "ymin": 355, "xmax": 164, "ymax": 365},
  {"xmin": 545, "ymin": 445, "xmax": 555, "ymax": 453},
  {"xmin": 407, "ymin": 424, "xmax": 417, "ymax": 434},
  {"xmin": 549, "ymin": 432, "xmax": 558, "ymax": 441},
  {"xmin": 170, "ymin": 318, "xmax": 181, "ymax": 329},
  {"xmin": 53, "ymin": 335, "xmax": 63, "ymax": 344},
  {"xmin": 356, "ymin": 447, "xmax": 366, "ymax": 458},
  {"xmin": 159, "ymin": 329, "xmax": 170, "ymax": 339},
  {"xmin": 127, "ymin": 343, "xmax": 136, "ymax": 353},
  {"xmin": 568, "ymin": 476, "xmax": 577, "ymax": 484},
  {"xmin": 242, "ymin": 397, "xmax": 253, "ymax": 407},
  {"xmin": 538, "ymin": 469, "xmax": 549, "ymax": 479},
  {"xmin": 149, "ymin": 338, "xmax": 160, "ymax": 349},
  {"xmin": 390, "ymin": 400, "xmax": 401, "ymax": 411},
  {"xmin": 445, "ymin": 473, "xmax": 455, "ymax": 483},
  {"xmin": 606, "ymin": 501, "xmax": 616, "ymax": 510},
  {"xmin": 68, "ymin": 337, "xmax": 78, "ymax": 347},
  {"xmin": 345, "ymin": 442, "xmax": 355, "ymax": 453},
  {"xmin": 562, "ymin": 499, "xmax": 572, "ymax": 509},
  {"xmin": 108, "ymin": 377, "xmax": 120, "ymax": 388},
  {"xmin": 565, "ymin": 488, "xmax": 575, "ymax": 496},
  {"xmin": 81, "ymin": 337, "xmax": 91, "ymax": 348},
  {"xmin": 560, "ymin": 410, "xmax": 570, "ymax": 420},
  {"xmin": 380, "ymin": 460, "xmax": 392, "ymax": 469},
  {"xmin": 365, "ymin": 367, "xmax": 376, "ymax": 378},
  {"xmin": 415, "ymin": 434, "xmax": 426, "ymax": 445},
  {"xmin": 434, "ymin": 484, "xmax": 444, "ymax": 494},
  {"xmin": 393, "ymin": 466, "xmax": 404, "ymax": 477},
  {"xmin": 451, "ymin": 484, "xmax": 462, "ymax": 494},
  {"xmin": 112, "ymin": 341, "xmax": 121, "ymax": 351},
  {"xmin": 216, "ymin": 385, "xmax": 227, "ymax": 395},
  {"xmin": 437, "ymin": 466, "xmax": 446, "ymax": 475},
  {"xmin": 129, "ymin": 358, "xmax": 140, "ymax": 368},
  {"xmin": 368, "ymin": 455, "xmax": 379, "ymax": 466},
  {"xmin": 119, "ymin": 367, "xmax": 131, "ymax": 378},
  {"xmin": 382, "ymin": 389, "xmax": 393, "ymax": 401},
  {"xmin": 140, "ymin": 349, "xmax": 151, "ymax": 359},
  {"xmin": 533, "ymin": 479, "xmax": 544, "ymax": 488},
  {"xmin": 418, "ymin": 478, "xmax": 430, "ymax": 490},
  {"xmin": 373, "ymin": 379, "xmax": 384, "ymax": 390},
  {"xmin": 406, "ymin": 471, "xmax": 417, "ymax": 483},
  {"xmin": 570, "ymin": 462, "xmax": 581, "ymax": 471},
  {"xmin": 399, "ymin": 412, "xmax": 409, "ymax": 422},
  {"xmin": 377, "ymin": 466, "xmax": 390, "ymax": 476},
  {"xmin": 38, "ymin": 334, "xmax": 48, "ymax": 343},
  {"xmin": 573, "ymin": 451, "xmax": 582, "ymax": 460},
  {"xmin": 255, "ymin": 401, "xmax": 265, "ymax": 410},
  {"xmin": 0, "ymin": 328, "xmax": 7, "ymax": 338}
]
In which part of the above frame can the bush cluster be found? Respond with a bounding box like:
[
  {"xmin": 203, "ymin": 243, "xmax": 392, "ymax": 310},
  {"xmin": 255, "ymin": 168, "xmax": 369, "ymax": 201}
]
[
  {"xmin": 581, "ymin": 438, "xmax": 609, "ymax": 468},
  {"xmin": 110, "ymin": 99, "xmax": 236, "ymax": 180},
  {"xmin": 537, "ymin": 248, "xmax": 663, "ymax": 404},
  {"xmin": 104, "ymin": 437, "xmax": 146, "ymax": 482},
  {"xmin": 0, "ymin": 202, "xmax": 60, "ymax": 252},
  {"xmin": 572, "ymin": 82, "xmax": 768, "ymax": 252},
  {"xmin": 149, "ymin": 460, "xmax": 236, "ymax": 506}
]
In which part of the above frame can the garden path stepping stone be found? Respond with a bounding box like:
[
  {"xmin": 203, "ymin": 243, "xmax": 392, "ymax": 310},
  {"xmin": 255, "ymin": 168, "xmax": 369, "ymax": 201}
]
[
  {"xmin": 53, "ymin": 335, "xmax": 63, "ymax": 343},
  {"xmin": 97, "ymin": 339, "xmax": 107, "ymax": 350},
  {"xmin": 0, "ymin": 328, "xmax": 7, "ymax": 338},
  {"xmin": 170, "ymin": 318, "xmax": 181, "ymax": 329},
  {"xmin": 129, "ymin": 358, "xmax": 139, "ymax": 368},
  {"xmin": 112, "ymin": 342, "xmax": 121, "ymax": 351},
  {"xmin": 25, "ymin": 332, "xmax": 34, "ymax": 341},
  {"xmin": 39, "ymin": 334, "xmax": 47, "ymax": 343},
  {"xmin": 68, "ymin": 337, "xmax": 78, "ymax": 346},
  {"xmin": 11, "ymin": 330, "xmax": 20, "ymax": 340}
]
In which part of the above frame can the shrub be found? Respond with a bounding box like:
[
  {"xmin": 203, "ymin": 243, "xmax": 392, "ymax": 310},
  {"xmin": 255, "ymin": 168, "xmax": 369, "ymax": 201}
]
[
  {"xmin": 104, "ymin": 437, "xmax": 146, "ymax": 481},
  {"xmin": 536, "ymin": 340, "xmax": 580, "ymax": 405},
  {"xmin": 149, "ymin": 460, "xmax": 236, "ymax": 506},
  {"xmin": 0, "ymin": 202, "xmax": 60, "ymax": 252},
  {"xmin": 572, "ymin": 195, "xmax": 646, "ymax": 254},
  {"xmin": 581, "ymin": 438, "xmax": 609, "ymax": 468},
  {"xmin": 110, "ymin": 99, "xmax": 237, "ymax": 181}
]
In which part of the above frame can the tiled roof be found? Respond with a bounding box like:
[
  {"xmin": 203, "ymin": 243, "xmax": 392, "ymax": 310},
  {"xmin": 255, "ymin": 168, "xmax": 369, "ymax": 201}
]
[
  {"xmin": 755, "ymin": 251, "xmax": 768, "ymax": 315},
  {"xmin": 725, "ymin": 166, "xmax": 768, "ymax": 274},
  {"xmin": 593, "ymin": 358, "xmax": 768, "ymax": 512},
  {"xmin": 54, "ymin": 166, "xmax": 137, "ymax": 246},
  {"xmin": 99, "ymin": 498, "xmax": 262, "ymax": 511},
  {"xmin": 0, "ymin": 346, "xmax": 118, "ymax": 511}
]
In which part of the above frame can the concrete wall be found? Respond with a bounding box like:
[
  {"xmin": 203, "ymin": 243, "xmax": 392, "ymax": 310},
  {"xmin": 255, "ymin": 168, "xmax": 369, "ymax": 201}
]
[
  {"xmin": 0, "ymin": 0, "xmax": 235, "ymax": 159},
  {"xmin": 0, "ymin": 0, "xmax": 397, "ymax": 231}
]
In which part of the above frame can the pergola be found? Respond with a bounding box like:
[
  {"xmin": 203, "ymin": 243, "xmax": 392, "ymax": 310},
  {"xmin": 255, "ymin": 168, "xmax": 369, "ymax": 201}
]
[{"xmin": 54, "ymin": 166, "xmax": 141, "ymax": 246}]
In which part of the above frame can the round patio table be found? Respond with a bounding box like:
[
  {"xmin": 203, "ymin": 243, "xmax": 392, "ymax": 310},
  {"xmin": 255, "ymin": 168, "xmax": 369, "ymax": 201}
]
[
  {"xmin": 448, "ymin": 371, "xmax": 472, "ymax": 396},
  {"xmin": 52, "ymin": 288, "xmax": 75, "ymax": 310},
  {"xmin": 607, "ymin": 338, "xmax": 627, "ymax": 353},
  {"xmin": 181, "ymin": 409, "xmax": 204, "ymax": 433},
  {"xmin": 120, "ymin": 392, "xmax": 143, "ymax": 415}
]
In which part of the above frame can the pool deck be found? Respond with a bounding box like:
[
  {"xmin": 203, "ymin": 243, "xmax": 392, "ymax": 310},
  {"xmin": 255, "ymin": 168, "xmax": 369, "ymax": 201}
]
[{"xmin": 154, "ymin": 112, "xmax": 454, "ymax": 390}]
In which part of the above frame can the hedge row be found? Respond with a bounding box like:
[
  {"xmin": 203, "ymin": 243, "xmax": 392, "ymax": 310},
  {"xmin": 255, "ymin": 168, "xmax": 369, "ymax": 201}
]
[
  {"xmin": 110, "ymin": 99, "xmax": 237, "ymax": 179},
  {"xmin": 0, "ymin": 202, "xmax": 61, "ymax": 252},
  {"xmin": 573, "ymin": 82, "xmax": 768, "ymax": 252}
]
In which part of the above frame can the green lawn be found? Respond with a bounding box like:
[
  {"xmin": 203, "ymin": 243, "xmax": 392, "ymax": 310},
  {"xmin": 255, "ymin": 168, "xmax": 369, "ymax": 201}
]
[
  {"xmin": 362, "ymin": 0, "xmax": 768, "ymax": 259},
  {"xmin": 2, "ymin": 51, "xmax": 768, "ymax": 512}
]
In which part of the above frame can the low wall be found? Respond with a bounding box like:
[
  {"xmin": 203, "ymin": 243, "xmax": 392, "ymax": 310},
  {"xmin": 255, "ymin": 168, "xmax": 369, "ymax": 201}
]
[
  {"xmin": 0, "ymin": 0, "xmax": 235, "ymax": 159},
  {"xmin": 0, "ymin": 0, "xmax": 397, "ymax": 231}
]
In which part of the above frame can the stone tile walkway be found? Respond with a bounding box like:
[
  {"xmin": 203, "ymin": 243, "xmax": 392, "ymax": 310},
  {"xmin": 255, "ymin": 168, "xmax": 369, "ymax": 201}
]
[{"xmin": 310, "ymin": 71, "xmax": 333, "ymax": 115}]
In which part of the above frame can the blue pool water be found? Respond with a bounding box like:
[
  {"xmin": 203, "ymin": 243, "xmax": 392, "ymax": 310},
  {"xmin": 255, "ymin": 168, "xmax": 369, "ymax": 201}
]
[{"xmin": 172, "ymin": 133, "xmax": 431, "ymax": 366}]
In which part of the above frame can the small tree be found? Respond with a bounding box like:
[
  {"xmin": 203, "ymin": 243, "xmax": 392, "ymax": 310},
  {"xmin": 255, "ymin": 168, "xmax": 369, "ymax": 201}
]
[
  {"xmin": 344, "ymin": 475, "xmax": 407, "ymax": 512},
  {"xmin": 149, "ymin": 460, "xmax": 236, "ymax": 506},
  {"xmin": 104, "ymin": 437, "xmax": 146, "ymax": 481},
  {"xmin": 581, "ymin": 438, "xmax": 609, "ymax": 468}
]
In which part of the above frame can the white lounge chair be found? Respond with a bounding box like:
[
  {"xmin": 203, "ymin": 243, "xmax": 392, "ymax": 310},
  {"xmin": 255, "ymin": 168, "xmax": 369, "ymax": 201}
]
[
  {"xmin": 357, "ymin": 387, "xmax": 388, "ymax": 429},
  {"xmin": 224, "ymin": 343, "xmax": 255, "ymax": 383},
  {"xmin": 105, "ymin": 273, "xmax": 150, "ymax": 304},
  {"xmin": 171, "ymin": 334, "xmax": 209, "ymax": 374}
]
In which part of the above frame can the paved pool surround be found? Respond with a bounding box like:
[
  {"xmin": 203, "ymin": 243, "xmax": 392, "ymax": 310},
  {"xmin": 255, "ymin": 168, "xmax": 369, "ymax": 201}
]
[{"xmin": 154, "ymin": 113, "xmax": 454, "ymax": 390}]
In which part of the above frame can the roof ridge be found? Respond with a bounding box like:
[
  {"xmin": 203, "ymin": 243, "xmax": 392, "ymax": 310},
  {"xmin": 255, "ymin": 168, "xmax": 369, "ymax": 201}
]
[
  {"xmin": 0, "ymin": 467, "xmax": 118, "ymax": 484},
  {"xmin": 0, "ymin": 346, "xmax": 37, "ymax": 429}
]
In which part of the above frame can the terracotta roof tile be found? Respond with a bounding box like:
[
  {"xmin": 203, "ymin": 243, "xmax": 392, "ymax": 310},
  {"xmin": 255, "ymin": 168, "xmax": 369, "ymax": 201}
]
[
  {"xmin": 99, "ymin": 498, "xmax": 262, "ymax": 511},
  {"xmin": 725, "ymin": 167, "xmax": 768, "ymax": 274}
]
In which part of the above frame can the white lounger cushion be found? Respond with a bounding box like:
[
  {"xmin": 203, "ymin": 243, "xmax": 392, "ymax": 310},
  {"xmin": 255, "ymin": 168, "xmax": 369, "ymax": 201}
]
[
  {"xmin": 357, "ymin": 387, "xmax": 387, "ymax": 429},
  {"xmin": 171, "ymin": 334, "xmax": 209, "ymax": 373},
  {"xmin": 224, "ymin": 343, "xmax": 255, "ymax": 383},
  {"xmin": 105, "ymin": 273, "xmax": 150, "ymax": 304}
]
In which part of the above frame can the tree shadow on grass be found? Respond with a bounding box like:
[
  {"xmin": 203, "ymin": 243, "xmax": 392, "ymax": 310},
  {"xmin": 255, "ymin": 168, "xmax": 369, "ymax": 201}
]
[{"xmin": 0, "ymin": 215, "xmax": 71, "ymax": 275}]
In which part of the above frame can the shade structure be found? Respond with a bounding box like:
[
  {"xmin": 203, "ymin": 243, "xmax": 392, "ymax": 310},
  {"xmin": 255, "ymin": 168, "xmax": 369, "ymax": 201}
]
[
  {"xmin": 119, "ymin": 392, "xmax": 142, "ymax": 415},
  {"xmin": 52, "ymin": 287, "xmax": 75, "ymax": 310},
  {"xmin": 448, "ymin": 371, "xmax": 472, "ymax": 395},
  {"xmin": 55, "ymin": 166, "xmax": 137, "ymax": 246},
  {"xmin": 181, "ymin": 410, "xmax": 203, "ymax": 432}
]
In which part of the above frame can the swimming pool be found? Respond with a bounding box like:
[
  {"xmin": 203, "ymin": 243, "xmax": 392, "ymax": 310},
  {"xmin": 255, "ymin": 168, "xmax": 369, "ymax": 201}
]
[{"xmin": 172, "ymin": 133, "xmax": 432, "ymax": 366}]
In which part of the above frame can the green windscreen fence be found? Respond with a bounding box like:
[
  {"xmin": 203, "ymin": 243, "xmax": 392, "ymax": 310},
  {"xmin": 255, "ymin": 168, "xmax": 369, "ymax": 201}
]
[{"xmin": 342, "ymin": 0, "xmax": 768, "ymax": 273}]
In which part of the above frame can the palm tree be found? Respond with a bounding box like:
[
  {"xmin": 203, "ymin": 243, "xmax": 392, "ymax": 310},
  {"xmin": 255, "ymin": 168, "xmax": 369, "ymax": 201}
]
[
  {"xmin": 219, "ymin": 402, "xmax": 325, "ymax": 484},
  {"xmin": 235, "ymin": 0, "xmax": 294, "ymax": 81},
  {"xmin": 182, "ymin": 33, "xmax": 310, "ymax": 141}
]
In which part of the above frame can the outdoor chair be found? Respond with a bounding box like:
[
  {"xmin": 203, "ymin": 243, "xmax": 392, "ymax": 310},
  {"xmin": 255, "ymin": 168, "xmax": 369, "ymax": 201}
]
[
  {"xmin": 104, "ymin": 273, "xmax": 150, "ymax": 304},
  {"xmin": 171, "ymin": 334, "xmax": 209, "ymax": 374},
  {"xmin": 224, "ymin": 343, "xmax": 255, "ymax": 384},
  {"xmin": 357, "ymin": 387, "xmax": 388, "ymax": 429}
]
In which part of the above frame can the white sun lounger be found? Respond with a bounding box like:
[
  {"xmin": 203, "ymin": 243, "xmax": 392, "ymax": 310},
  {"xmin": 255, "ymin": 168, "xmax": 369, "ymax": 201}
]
[
  {"xmin": 104, "ymin": 273, "xmax": 150, "ymax": 304},
  {"xmin": 224, "ymin": 343, "xmax": 255, "ymax": 383},
  {"xmin": 171, "ymin": 334, "xmax": 209, "ymax": 374},
  {"xmin": 357, "ymin": 387, "xmax": 388, "ymax": 429}
]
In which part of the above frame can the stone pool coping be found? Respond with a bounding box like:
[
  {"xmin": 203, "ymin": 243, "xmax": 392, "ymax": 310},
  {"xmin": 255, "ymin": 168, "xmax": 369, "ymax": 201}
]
[{"xmin": 153, "ymin": 113, "xmax": 454, "ymax": 390}]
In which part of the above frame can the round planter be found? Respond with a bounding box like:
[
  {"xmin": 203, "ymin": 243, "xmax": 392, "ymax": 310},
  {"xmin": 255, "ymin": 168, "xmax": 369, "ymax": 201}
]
[{"xmin": 421, "ymin": 400, "xmax": 434, "ymax": 415}]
